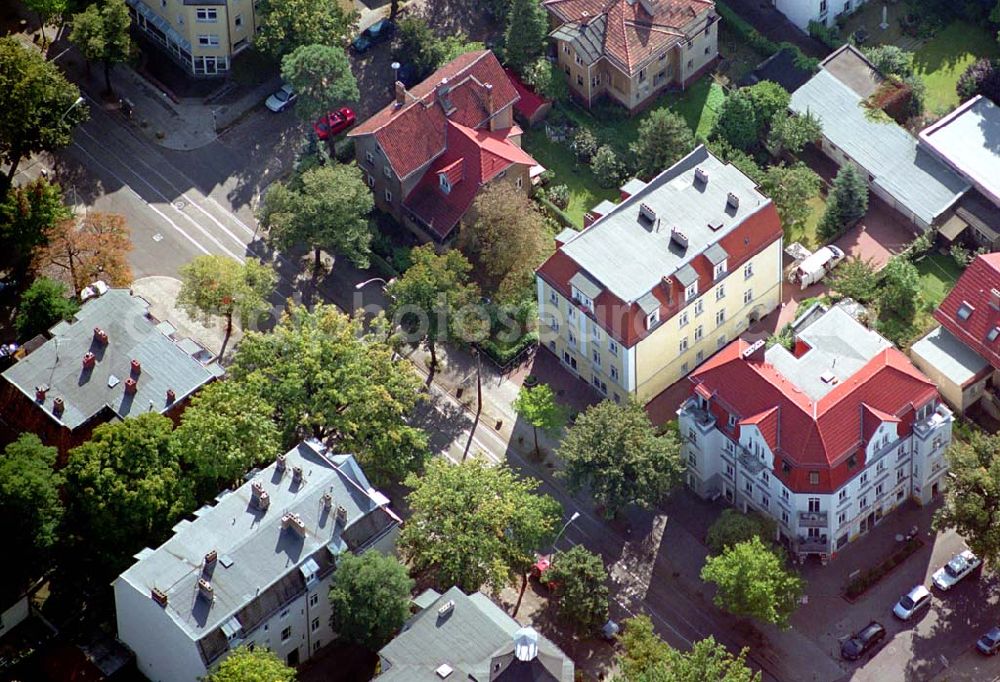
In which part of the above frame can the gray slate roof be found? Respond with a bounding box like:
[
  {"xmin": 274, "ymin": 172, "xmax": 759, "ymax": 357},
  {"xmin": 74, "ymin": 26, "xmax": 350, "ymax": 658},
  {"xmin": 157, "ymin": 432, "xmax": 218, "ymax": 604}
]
[
  {"xmin": 2, "ymin": 289, "xmax": 222, "ymax": 430},
  {"xmin": 377, "ymin": 587, "xmax": 574, "ymax": 682},
  {"xmin": 550, "ymin": 17, "xmax": 606, "ymax": 65},
  {"xmin": 790, "ymin": 69, "xmax": 968, "ymax": 227},
  {"xmin": 766, "ymin": 304, "xmax": 892, "ymax": 401},
  {"xmin": 115, "ymin": 440, "xmax": 400, "ymax": 644},
  {"xmin": 559, "ymin": 145, "xmax": 769, "ymax": 303},
  {"xmin": 911, "ymin": 325, "xmax": 990, "ymax": 387}
]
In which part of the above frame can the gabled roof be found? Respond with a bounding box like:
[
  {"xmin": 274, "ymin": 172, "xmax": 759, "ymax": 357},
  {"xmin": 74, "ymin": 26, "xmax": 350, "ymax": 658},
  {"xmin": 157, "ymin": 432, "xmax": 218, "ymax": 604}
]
[
  {"xmin": 348, "ymin": 51, "xmax": 519, "ymax": 179},
  {"xmin": 403, "ymin": 121, "xmax": 538, "ymax": 240},
  {"xmin": 934, "ymin": 252, "xmax": 1000, "ymax": 369},
  {"xmin": 740, "ymin": 406, "xmax": 779, "ymax": 452},
  {"xmin": 544, "ymin": 0, "xmax": 715, "ymax": 74}
]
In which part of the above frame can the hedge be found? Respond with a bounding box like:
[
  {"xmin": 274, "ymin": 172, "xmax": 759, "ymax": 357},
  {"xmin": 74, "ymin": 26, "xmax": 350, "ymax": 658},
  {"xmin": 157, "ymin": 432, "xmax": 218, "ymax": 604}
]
[
  {"xmin": 844, "ymin": 537, "xmax": 924, "ymax": 600},
  {"xmin": 536, "ymin": 194, "xmax": 578, "ymax": 229},
  {"xmin": 479, "ymin": 331, "xmax": 539, "ymax": 368},
  {"xmin": 369, "ymin": 253, "xmax": 399, "ymax": 281},
  {"xmin": 716, "ymin": 2, "xmax": 820, "ymax": 72}
]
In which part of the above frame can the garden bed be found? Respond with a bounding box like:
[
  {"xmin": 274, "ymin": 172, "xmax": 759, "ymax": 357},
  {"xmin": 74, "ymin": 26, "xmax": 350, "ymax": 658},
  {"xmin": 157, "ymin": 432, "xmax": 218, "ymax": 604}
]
[{"xmin": 843, "ymin": 536, "xmax": 925, "ymax": 602}]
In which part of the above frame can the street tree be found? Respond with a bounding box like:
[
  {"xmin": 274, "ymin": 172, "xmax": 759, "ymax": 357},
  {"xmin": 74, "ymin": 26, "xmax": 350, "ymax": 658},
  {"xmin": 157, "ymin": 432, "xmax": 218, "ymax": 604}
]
[
  {"xmin": 699, "ymin": 536, "xmax": 804, "ymax": 628},
  {"xmin": 461, "ymin": 183, "xmax": 547, "ymax": 303},
  {"xmin": 559, "ymin": 399, "xmax": 684, "ymax": 518},
  {"xmin": 712, "ymin": 90, "xmax": 758, "ymax": 150},
  {"xmin": 878, "ymin": 255, "xmax": 920, "ymax": 320},
  {"xmin": 177, "ymin": 255, "xmax": 276, "ymax": 356},
  {"xmin": 0, "ymin": 177, "xmax": 71, "ymax": 265},
  {"xmin": 280, "ymin": 44, "xmax": 359, "ymax": 121},
  {"xmin": 759, "ymin": 163, "xmax": 821, "ymax": 235},
  {"xmin": 542, "ymin": 545, "xmax": 609, "ymax": 632},
  {"xmin": 400, "ymin": 458, "xmax": 562, "ymax": 595},
  {"xmin": 328, "ymin": 552, "xmax": 414, "ymax": 651},
  {"xmin": 503, "ymin": 0, "xmax": 548, "ymax": 73},
  {"xmin": 826, "ymin": 256, "xmax": 878, "ymax": 303},
  {"xmin": 33, "ymin": 212, "xmax": 133, "ymax": 294},
  {"xmin": 934, "ymin": 431, "xmax": 1000, "ymax": 567},
  {"xmin": 705, "ymin": 509, "xmax": 776, "ymax": 555},
  {"xmin": 63, "ymin": 413, "xmax": 194, "ymax": 576},
  {"xmin": 817, "ymin": 164, "xmax": 868, "ymax": 241},
  {"xmin": 24, "ymin": 0, "xmax": 68, "ymax": 48},
  {"xmin": 617, "ymin": 615, "xmax": 758, "ymax": 682},
  {"xmin": 0, "ymin": 434, "xmax": 63, "ymax": 603},
  {"xmin": 229, "ymin": 303, "xmax": 429, "ymax": 483},
  {"xmin": 15, "ymin": 276, "xmax": 79, "ymax": 339},
  {"xmin": 170, "ymin": 379, "xmax": 282, "ymax": 503},
  {"xmin": 0, "ymin": 37, "xmax": 88, "ymax": 196},
  {"xmin": 204, "ymin": 646, "xmax": 296, "ymax": 682},
  {"xmin": 385, "ymin": 245, "xmax": 483, "ymax": 377},
  {"xmin": 255, "ymin": 0, "xmax": 357, "ymax": 59},
  {"xmin": 766, "ymin": 110, "xmax": 822, "ymax": 157},
  {"xmin": 630, "ymin": 108, "xmax": 695, "ymax": 179},
  {"xmin": 70, "ymin": 0, "xmax": 130, "ymax": 95},
  {"xmin": 512, "ymin": 383, "xmax": 566, "ymax": 455},
  {"xmin": 258, "ymin": 162, "xmax": 373, "ymax": 274}
]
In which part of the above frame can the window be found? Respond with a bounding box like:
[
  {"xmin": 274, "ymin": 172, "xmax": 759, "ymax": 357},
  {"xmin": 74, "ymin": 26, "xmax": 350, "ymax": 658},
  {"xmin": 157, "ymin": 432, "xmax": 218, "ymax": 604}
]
[
  {"xmin": 744, "ymin": 263, "xmax": 753, "ymax": 279},
  {"xmin": 860, "ymin": 472, "xmax": 868, "ymax": 486},
  {"xmin": 646, "ymin": 310, "xmax": 660, "ymax": 329},
  {"xmin": 726, "ymin": 463, "xmax": 734, "ymax": 478},
  {"xmin": 591, "ymin": 375, "xmax": 607, "ymax": 394},
  {"xmin": 609, "ymin": 339, "xmax": 618, "ymax": 356},
  {"xmin": 574, "ymin": 52, "xmax": 583, "ymax": 66},
  {"xmin": 876, "ymin": 483, "xmax": 883, "ymax": 497},
  {"xmin": 439, "ymin": 174, "xmax": 451, "ymax": 194},
  {"xmin": 567, "ymin": 306, "xmax": 575, "ymax": 320},
  {"xmin": 781, "ymin": 510, "xmax": 789, "ymax": 525},
  {"xmin": 365, "ymin": 151, "xmax": 374, "ymax": 164},
  {"xmin": 819, "ymin": 0, "xmax": 827, "ymax": 12},
  {"xmin": 696, "ymin": 350, "xmax": 704, "ymax": 362},
  {"xmin": 367, "ymin": 174, "xmax": 374, "ymax": 188},
  {"xmin": 859, "ymin": 496, "xmax": 868, "ymax": 510},
  {"xmin": 198, "ymin": 35, "xmax": 219, "ymax": 46},
  {"xmin": 745, "ymin": 480, "xmax": 753, "ymax": 494},
  {"xmin": 877, "ymin": 459, "xmax": 885, "ymax": 474},
  {"xmin": 694, "ymin": 324, "xmax": 703, "ymax": 341},
  {"xmin": 577, "ymin": 74, "xmax": 584, "ymax": 86},
  {"xmin": 688, "ymin": 453, "xmax": 697, "ymax": 466},
  {"xmin": 715, "ymin": 284, "xmax": 725, "ymax": 301},
  {"xmin": 743, "ymin": 289, "xmax": 752, "ymax": 305},
  {"xmin": 808, "ymin": 497, "xmax": 820, "ymax": 512},
  {"xmin": 311, "ymin": 618, "xmax": 320, "ymax": 632},
  {"xmin": 679, "ymin": 336, "xmax": 688, "ymax": 353},
  {"xmin": 727, "ymin": 414, "xmax": 737, "ymax": 428},
  {"xmin": 725, "ymin": 439, "xmax": 735, "ymax": 454},
  {"xmin": 658, "ymin": 51, "xmax": 667, "ymax": 61},
  {"xmin": 592, "ymin": 349, "xmax": 601, "ymax": 366},
  {"xmin": 761, "ymin": 494, "xmax": 769, "ymax": 509},
  {"xmin": 687, "ymin": 40, "xmax": 693, "ymax": 51},
  {"xmin": 160, "ymin": 0, "xmax": 166, "ymax": 7},
  {"xmin": 610, "ymin": 366, "xmax": 620, "ymax": 383},
  {"xmin": 781, "ymin": 488, "xmax": 789, "ymax": 501},
  {"xmin": 839, "ymin": 489, "xmax": 847, "ymax": 502},
  {"xmin": 685, "ymin": 283, "xmax": 698, "ymax": 302},
  {"xmin": 687, "ymin": 428, "xmax": 697, "ymax": 445},
  {"xmin": 313, "ymin": 640, "xmax": 321, "ymax": 652},
  {"xmin": 715, "ymin": 309, "xmax": 726, "ymax": 327},
  {"xmin": 681, "ymin": 362, "xmax": 689, "ymax": 373},
  {"xmin": 761, "ymin": 471, "xmax": 769, "ymax": 485},
  {"xmin": 568, "ymin": 330, "xmax": 577, "ymax": 347},
  {"xmin": 384, "ymin": 189, "xmax": 392, "ymax": 203},
  {"xmin": 704, "ymin": 46, "xmax": 711, "ymax": 55},
  {"xmin": 591, "ymin": 74, "xmax": 601, "ymax": 88},
  {"xmin": 309, "ymin": 593, "xmax": 319, "ymax": 607},
  {"xmin": 383, "ymin": 165, "xmax": 392, "ymax": 179},
  {"xmin": 838, "ymin": 511, "xmax": 847, "ymax": 525},
  {"xmin": 679, "ymin": 311, "xmax": 689, "ymax": 328},
  {"xmin": 516, "ymin": 176, "xmax": 523, "ymax": 189},
  {"xmin": 897, "ymin": 467, "xmax": 906, "ymax": 483},
  {"xmin": 549, "ymin": 290, "xmax": 558, "ymax": 305},
  {"xmin": 957, "ymin": 301, "xmax": 974, "ymax": 320},
  {"xmin": 280, "ymin": 609, "xmax": 290, "ymax": 619},
  {"xmin": 196, "ymin": 8, "xmax": 218, "ymax": 21},
  {"xmin": 234, "ymin": 13, "xmax": 243, "ymax": 28},
  {"xmin": 687, "ymin": 59, "xmax": 693, "ymax": 69},
  {"xmin": 638, "ymin": 68, "xmax": 647, "ymax": 82},
  {"xmin": 563, "ymin": 43, "xmax": 570, "ymax": 54},
  {"xmin": 713, "ymin": 261, "xmax": 726, "ymax": 279},
  {"xmin": 717, "ymin": 335, "xmax": 727, "ymax": 349},
  {"xmin": 694, "ymin": 299, "xmax": 704, "ymax": 315},
  {"xmin": 281, "ymin": 626, "xmax": 292, "ymax": 641},
  {"xmin": 809, "ymin": 472, "xmax": 820, "ymax": 486}
]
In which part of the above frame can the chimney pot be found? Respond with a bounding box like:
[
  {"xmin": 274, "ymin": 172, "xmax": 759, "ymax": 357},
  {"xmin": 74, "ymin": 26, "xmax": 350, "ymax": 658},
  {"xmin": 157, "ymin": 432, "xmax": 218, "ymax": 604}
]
[
  {"xmin": 197, "ymin": 577, "xmax": 214, "ymax": 602},
  {"xmin": 53, "ymin": 397, "xmax": 65, "ymax": 415},
  {"xmin": 124, "ymin": 377, "xmax": 138, "ymax": 395},
  {"xmin": 130, "ymin": 359, "xmax": 141, "ymax": 375},
  {"xmin": 35, "ymin": 385, "xmax": 47, "ymax": 402},
  {"xmin": 321, "ymin": 492, "xmax": 333, "ymax": 510},
  {"xmin": 292, "ymin": 466, "xmax": 303, "ymax": 483},
  {"xmin": 166, "ymin": 388, "xmax": 176, "ymax": 404},
  {"xmin": 204, "ymin": 549, "xmax": 218, "ymax": 566},
  {"xmin": 93, "ymin": 327, "xmax": 108, "ymax": 345},
  {"xmin": 394, "ymin": 80, "xmax": 406, "ymax": 107},
  {"xmin": 276, "ymin": 454, "xmax": 286, "ymax": 472},
  {"xmin": 151, "ymin": 587, "xmax": 168, "ymax": 606},
  {"xmin": 336, "ymin": 504, "xmax": 348, "ymax": 523},
  {"xmin": 83, "ymin": 351, "xmax": 96, "ymax": 368}
]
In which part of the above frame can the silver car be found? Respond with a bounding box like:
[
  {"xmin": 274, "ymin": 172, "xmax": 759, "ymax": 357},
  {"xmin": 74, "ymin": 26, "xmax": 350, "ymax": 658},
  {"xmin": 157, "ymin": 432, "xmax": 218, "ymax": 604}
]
[
  {"xmin": 265, "ymin": 84, "xmax": 297, "ymax": 113},
  {"xmin": 893, "ymin": 585, "xmax": 932, "ymax": 620}
]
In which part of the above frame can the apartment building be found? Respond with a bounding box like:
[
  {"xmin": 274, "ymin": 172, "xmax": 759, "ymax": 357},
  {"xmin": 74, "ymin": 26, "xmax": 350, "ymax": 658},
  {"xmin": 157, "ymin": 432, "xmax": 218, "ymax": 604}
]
[
  {"xmin": 774, "ymin": 0, "xmax": 869, "ymax": 31},
  {"xmin": 348, "ymin": 51, "xmax": 538, "ymax": 244},
  {"xmin": 535, "ymin": 145, "xmax": 784, "ymax": 404},
  {"xmin": 545, "ymin": 0, "xmax": 718, "ymax": 112},
  {"xmin": 679, "ymin": 303, "xmax": 953, "ymax": 563},
  {"xmin": 124, "ymin": 0, "xmax": 259, "ymax": 76},
  {"xmin": 113, "ymin": 440, "xmax": 400, "ymax": 681}
]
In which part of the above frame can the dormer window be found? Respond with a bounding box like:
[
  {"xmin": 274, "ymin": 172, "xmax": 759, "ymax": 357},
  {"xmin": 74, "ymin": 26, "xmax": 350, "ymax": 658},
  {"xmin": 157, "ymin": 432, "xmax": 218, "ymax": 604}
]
[
  {"xmin": 439, "ymin": 174, "xmax": 451, "ymax": 194},
  {"xmin": 713, "ymin": 260, "xmax": 726, "ymax": 280},
  {"xmin": 988, "ymin": 327, "xmax": 1000, "ymax": 343},
  {"xmin": 646, "ymin": 310, "xmax": 660, "ymax": 329},
  {"xmin": 685, "ymin": 283, "xmax": 697, "ymax": 302},
  {"xmin": 571, "ymin": 286, "xmax": 593, "ymax": 313}
]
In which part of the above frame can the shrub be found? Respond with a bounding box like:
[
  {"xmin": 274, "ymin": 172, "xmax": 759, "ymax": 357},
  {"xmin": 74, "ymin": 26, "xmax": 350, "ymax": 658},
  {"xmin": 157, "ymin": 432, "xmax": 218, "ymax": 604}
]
[
  {"xmin": 391, "ymin": 245, "xmax": 413, "ymax": 273},
  {"xmin": 591, "ymin": 145, "xmax": 625, "ymax": 188},
  {"xmin": 571, "ymin": 127, "xmax": 599, "ymax": 163},
  {"xmin": 908, "ymin": 232, "xmax": 932, "ymax": 260},
  {"xmin": 957, "ymin": 58, "xmax": 1000, "ymax": 104},
  {"xmin": 951, "ymin": 243, "xmax": 973, "ymax": 268},
  {"xmin": 521, "ymin": 57, "xmax": 568, "ymax": 102},
  {"xmin": 807, "ymin": 20, "xmax": 840, "ymax": 50},
  {"xmin": 548, "ymin": 184, "xmax": 570, "ymax": 209}
]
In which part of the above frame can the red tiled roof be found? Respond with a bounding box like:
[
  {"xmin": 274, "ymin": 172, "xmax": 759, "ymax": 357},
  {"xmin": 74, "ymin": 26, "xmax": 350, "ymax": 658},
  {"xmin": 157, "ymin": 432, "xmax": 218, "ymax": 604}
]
[
  {"xmin": 503, "ymin": 68, "xmax": 549, "ymax": 119},
  {"xmin": 690, "ymin": 339, "xmax": 938, "ymax": 493},
  {"xmin": 740, "ymin": 407, "xmax": 778, "ymax": 452},
  {"xmin": 349, "ymin": 51, "xmax": 520, "ymax": 179},
  {"xmin": 403, "ymin": 122, "xmax": 538, "ymax": 240},
  {"xmin": 934, "ymin": 252, "xmax": 1000, "ymax": 369},
  {"xmin": 544, "ymin": 0, "xmax": 715, "ymax": 73}
]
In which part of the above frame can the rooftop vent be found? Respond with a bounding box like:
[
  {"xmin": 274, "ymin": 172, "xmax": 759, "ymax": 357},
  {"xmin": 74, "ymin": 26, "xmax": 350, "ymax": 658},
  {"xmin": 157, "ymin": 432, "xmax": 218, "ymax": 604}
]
[
  {"xmin": 151, "ymin": 587, "xmax": 168, "ymax": 607},
  {"xmin": 670, "ymin": 228, "xmax": 689, "ymax": 250},
  {"xmin": 130, "ymin": 359, "xmax": 141, "ymax": 376},
  {"xmin": 321, "ymin": 492, "xmax": 333, "ymax": 511},
  {"xmin": 435, "ymin": 664, "xmax": 454, "ymax": 679},
  {"xmin": 83, "ymin": 352, "xmax": 96, "ymax": 368},
  {"xmin": 124, "ymin": 377, "xmax": 138, "ymax": 395},
  {"xmin": 437, "ymin": 599, "xmax": 455, "ymax": 618},
  {"xmin": 281, "ymin": 512, "xmax": 306, "ymax": 536},
  {"xmin": 726, "ymin": 192, "xmax": 740, "ymax": 210},
  {"xmin": 275, "ymin": 453, "xmax": 286, "ymax": 473},
  {"xmin": 639, "ymin": 202, "xmax": 656, "ymax": 223},
  {"xmin": 336, "ymin": 505, "xmax": 348, "ymax": 523},
  {"xmin": 166, "ymin": 388, "xmax": 176, "ymax": 404},
  {"xmin": 93, "ymin": 326, "xmax": 108, "ymax": 345},
  {"xmin": 708, "ymin": 220, "xmax": 724, "ymax": 231},
  {"xmin": 820, "ymin": 371, "xmax": 838, "ymax": 384},
  {"xmin": 35, "ymin": 384, "xmax": 48, "ymax": 402},
  {"xmin": 53, "ymin": 397, "xmax": 65, "ymax": 416},
  {"xmin": 250, "ymin": 480, "xmax": 270, "ymax": 511},
  {"xmin": 197, "ymin": 578, "xmax": 214, "ymax": 602},
  {"xmin": 695, "ymin": 167, "xmax": 709, "ymax": 185},
  {"xmin": 292, "ymin": 466, "xmax": 303, "ymax": 484},
  {"xmin": 204, "ymin": 549, "xmax": 218, "ymax": 566}
]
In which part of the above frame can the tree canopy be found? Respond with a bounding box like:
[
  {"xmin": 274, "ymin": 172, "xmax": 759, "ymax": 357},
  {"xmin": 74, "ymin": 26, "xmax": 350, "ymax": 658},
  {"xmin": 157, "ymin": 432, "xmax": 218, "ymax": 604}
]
[
  {"xmin": 204, "ymin": 646, "xmax": 296, "ymax": 682},
  {"xmin": 328, "ymin": 551, "xmax": 414, "ymax": 651},
  {"xmin": 0, "ymin": 37, "xmax": 88, "ymax": 196},
  {"xmin": 63, "ymin": 413, "xmax": 194, "ymax": 576},
  {"xmin": 559, "ymin": 399, "xmax": 683, "ymax": 517},
  {"xmin": 699, "ymin": 536, "xmax": 804, "ymax": 628},
  {"xmin": 229, "ymin": 303, "xmax": 428, "ymax": 483},
  {"xmin": 877, "ymin": 255, "xmax": 920, "ymax": 320},
  {"xmin": 0, "ymin": 173, "xmax": 70, "ymax": 265},
  {"xmin": 393, "ymin": 17, "xmax": 483, "ymax": 81},
  {"xmin": 24, "ymin": 0, "xmax": 68, "ymax": 48},
  {"xmin": 33, "ymin": 212, "xmax": 133, "ymax": 294},
  {"xmin": 258, "ymin": 162, "xmax": 373, "ymax": 272},
  {"xmin": 631, "ymin": 109, "xmax": 695, "ymax": 179},
  {"xmin": 512, "ymin": 383, "xmax": 565, "ymax": 455},
  {"xmin": 712, "ymin": 91, "xmax": 758, "ymax": 150},
  {"xmin": 758, "ymin": 163, "xmax": 821, "ymax": 235},
  {"xmin": 400, "ymin": 458, "xmax": 562, "ymax": 592},
  {"xmin": 817, "ymin": 164, "xmax": 868, "ymax": 241},
  {"xmin": 705, "ymin": 509, "xmax": 776, "ymax": 555},
  {"xmin": 255, "ymin": 0, "xmax": 357, "ymax": 59},
  {"xmin": 503, "ymin": 0, "xmax": 549, "ymax": 73},
  {"xmin": 542, "ymin": 545, "xmax": 609, "ymax": 631},
  {"xmin": 15, "ymin": 276, "xmax": 79, "ymax": 339},
  {"xmin": 280, "ymin": 44, "xmax": 359, "ymax": 121},
  {"xmin": 826, "ymin": 256, "xmax": 879, "ymax": 303},
  {"xmin": 934, "ymin": 430, "xmax": 1000, "ymax": 566},
  {"xmin": 766, "ymin": 110, "xmax": 821, "ymax": 157},
  {"xmin": 0, "ymin": 434, "xmax": 63, "ymax": 603},
  {"xmin": 70, "ymin": 0, "xmax": 130, "ymax": 94}
]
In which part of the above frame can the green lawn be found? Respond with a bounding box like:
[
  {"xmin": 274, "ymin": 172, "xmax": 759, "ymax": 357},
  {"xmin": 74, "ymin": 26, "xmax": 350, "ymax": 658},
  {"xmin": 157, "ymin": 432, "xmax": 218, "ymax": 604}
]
[
  {"xmin": 786, "ymin": 195, "xmax": 826, "ymax": 251},
  {"xmin": 913, "ymin": 21, "xmax": 1000, "ymax": 114},
  {"xmin": 914, "ymin": 251, "xmax": 962, "ymax": 309}
]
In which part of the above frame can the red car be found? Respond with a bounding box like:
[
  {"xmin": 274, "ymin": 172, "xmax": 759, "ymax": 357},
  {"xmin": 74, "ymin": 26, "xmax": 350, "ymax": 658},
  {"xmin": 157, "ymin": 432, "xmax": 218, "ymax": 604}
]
[{"xmin": 313, "ymin": 107, "xmax": 356, "ymax": 140}]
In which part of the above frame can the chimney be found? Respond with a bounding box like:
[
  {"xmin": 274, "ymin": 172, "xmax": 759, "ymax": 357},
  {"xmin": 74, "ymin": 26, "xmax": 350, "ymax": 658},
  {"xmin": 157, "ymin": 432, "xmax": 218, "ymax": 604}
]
[
  {"xmin": 336, "ymin": 505, "xmax": 348, "ymax": 523},
  {"xmin": 166, "ymin": 388, "xmax": 176, "ymax": 404},
  {"xmin": 83, "ymin": 352, "xmax": 96, "ymax": 368},
  {"xmin": 35, "ymin": 385, "xmax": 48, "ymax": 402},
  {"xmin": 204, "ymin": 549, "xmax": 218, "ymax": 567},
  {"xmin": 281, "ymin": 512, "xmax": 306, "ymax": 536},
  {"xmin": 436, "ymin": 77, "xmax": 450, "ymax": 99},
  {"xmin": 197, "ymin": 577, "xmax": 214, "ymax": 602},
  {"xmin": 741, "ymin": 338, "xmax": 766, "ymax": 362},
  {"xmin": 484, "ymin": 82, "xmax": 495, "ymax": 129},
  {"xmin": 292, "ymin": 466, "xmax": 303, "ymax": 484},
  {"xmin": 53, "ymin": 397, "xmax": 65, "ymax": 416},
  {"xmin": 726, "ymin": 192, "xmax": 740, "ymax": 210},
  {"xmin": 639, "ymin": 202, "xmax": 656, "ymax": 223},
  {"xmin": 124, "ymin": 377, "xmax": 138, "ymax": 395},
  {"xmin": 437, "ymin": 599, "xmax": 456, "ymax": 618},
  {"xmin": 321, "ymin": 492, "xmax": 333, "ymax": 511},
  {"xmin": 670, "ymin": 227, "xmax": 689, "ymax": 250},
  {"xmin": 93, "ymin": 327, "xmax": 108, "ymax": 345},
  {"xmin": 695, "ymin": 167, "xmax": 709, "ymax": 185},
  {"xmin": 251, "ymin": 480, "xmax": 270, "ymax": 511},
  {"xmin": 130, "ymin": 359, "xmax": 142, "ymax": 376},
  {"xmin": 275, "ymin": 454, "xmax": 286, "ymax": 473},
  {"xmin": 394, "ymin": 80, "xmax": 406, "ymax": 107},
  {"xmin": 151, "ymin": 587, "xmax": 169, "ymax": 607}
]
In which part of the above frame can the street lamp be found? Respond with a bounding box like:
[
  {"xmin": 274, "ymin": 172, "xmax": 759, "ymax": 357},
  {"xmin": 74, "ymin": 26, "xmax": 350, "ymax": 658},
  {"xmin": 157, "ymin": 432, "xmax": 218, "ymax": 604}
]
[
  {"xmin": 354, "ymin": 277, "xmax": 394, "ymax": 290},
  {"xmin": 550, "ymin": 511, "xmax": 581, "ymax": 553},
  {"xmin": 59, "ymin": 96, "xmax": 85, "ymax": 123}
]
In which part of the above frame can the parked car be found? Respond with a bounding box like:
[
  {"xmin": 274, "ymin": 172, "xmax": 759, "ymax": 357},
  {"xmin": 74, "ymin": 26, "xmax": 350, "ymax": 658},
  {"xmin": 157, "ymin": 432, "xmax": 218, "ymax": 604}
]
[
  {"xmin": 893, "ymin": 585, "xmax": 932, "ymax": 620},
  {"xmin": 977, "ymin": 626, "xmax": 1000, "ymax": 655},
  {"xmin": 313, "ymin": 107, "xmax": 356, "ymax": 140},
  {"xmin": 265, "ymin": 84, "xmax": 297, "ymax": 113},
  {"xmin": 352, "ymin": 19, "xmax": 394, "ymax": 53},
  {"xmin": 932, "ymin": 550, "xmax": 981, "ymax": 591},
  {"xmin": 788, "ymin": 245, "xmax": 845, "ymax": 289},
  {"xmin": 840, "ymin": 621, "xmax": 886, "ymax": 661}
]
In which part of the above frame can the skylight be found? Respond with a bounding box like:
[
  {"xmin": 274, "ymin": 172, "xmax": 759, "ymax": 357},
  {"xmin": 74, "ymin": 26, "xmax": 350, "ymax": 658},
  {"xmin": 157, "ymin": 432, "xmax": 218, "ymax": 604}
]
[
  {"xmin": 957, "ymin": 301, "xmax": 974, "ymax": 321},
  {"xmin": 989, "ymin": 327, "xmax": 1000, "ymax": 343}
]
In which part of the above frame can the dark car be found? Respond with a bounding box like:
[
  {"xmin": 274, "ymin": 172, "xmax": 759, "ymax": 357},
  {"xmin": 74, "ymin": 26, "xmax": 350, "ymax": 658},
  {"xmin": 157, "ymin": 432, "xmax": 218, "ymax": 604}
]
[
  {"xmin": 977, "ymin": 626, "xmax": 1000, "ymax": 655},
  {"xmin": 840, "ymin": 621, "xmax": 886, "ymax": 661},
  {"xmin": 312, "ymin": 107, "xmax": 356, "ymax": 140},
  {"xmin": 352, "ymin": 19, "xmax": 394, "ymax": 53}
]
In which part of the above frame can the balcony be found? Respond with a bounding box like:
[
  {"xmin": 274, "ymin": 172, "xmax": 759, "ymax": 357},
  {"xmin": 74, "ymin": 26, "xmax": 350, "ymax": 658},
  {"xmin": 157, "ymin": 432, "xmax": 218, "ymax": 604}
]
[
  {"xmin": 680, "ymin": 398, "xmax": 716, "ymax": 431},
  {"xmin": 798, "ymin": 510, "xmax": 828, "ymax": 527},
  {"xmin": 914, "ymin": 404, "xmax": 953, "ymax": 439},
  {"xmin": 737, "ymin": 447, "xmax": 766, "ymax": 475}
]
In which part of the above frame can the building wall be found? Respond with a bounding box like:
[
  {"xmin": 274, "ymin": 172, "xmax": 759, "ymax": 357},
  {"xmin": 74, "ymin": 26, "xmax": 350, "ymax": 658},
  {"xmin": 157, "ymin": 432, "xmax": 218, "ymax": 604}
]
[
  {"xmin": 0, "ymin": 595, "xmax": 29, "ymax": 639},
  {"xmin": 910, "ymin": 339, "xmax": 990, "ymax": 413},
  {"xmin": 775, "ymin": 0, "xmax": 870, "ymax": 30}
]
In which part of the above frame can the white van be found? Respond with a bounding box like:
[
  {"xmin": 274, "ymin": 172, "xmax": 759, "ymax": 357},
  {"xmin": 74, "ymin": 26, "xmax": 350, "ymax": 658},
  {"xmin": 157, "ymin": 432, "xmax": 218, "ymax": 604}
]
[{"xmin": 789, "ymin": 245, "xmax": 845, "ymax": 289}]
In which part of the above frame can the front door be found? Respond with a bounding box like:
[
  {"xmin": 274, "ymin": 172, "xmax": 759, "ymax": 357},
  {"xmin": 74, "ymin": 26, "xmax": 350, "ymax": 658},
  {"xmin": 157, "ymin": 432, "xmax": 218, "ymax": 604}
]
[{"xmin": 287, "ymin": 648, "xmax": 300, "ymax": 666}]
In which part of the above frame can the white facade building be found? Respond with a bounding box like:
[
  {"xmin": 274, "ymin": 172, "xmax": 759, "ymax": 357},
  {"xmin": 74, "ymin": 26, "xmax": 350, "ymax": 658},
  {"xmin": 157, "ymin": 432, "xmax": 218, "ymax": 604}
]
[
  {"xmin": 678, "ymin": 304, "xmax": 953, "ymax": 562},
  {"xmin": 114, "ymin": 440, "xmax": 401, "ymax": 681},
  {"xmin": 774, "ymin": 0, "xmax": 869, "ymax": 31}
]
